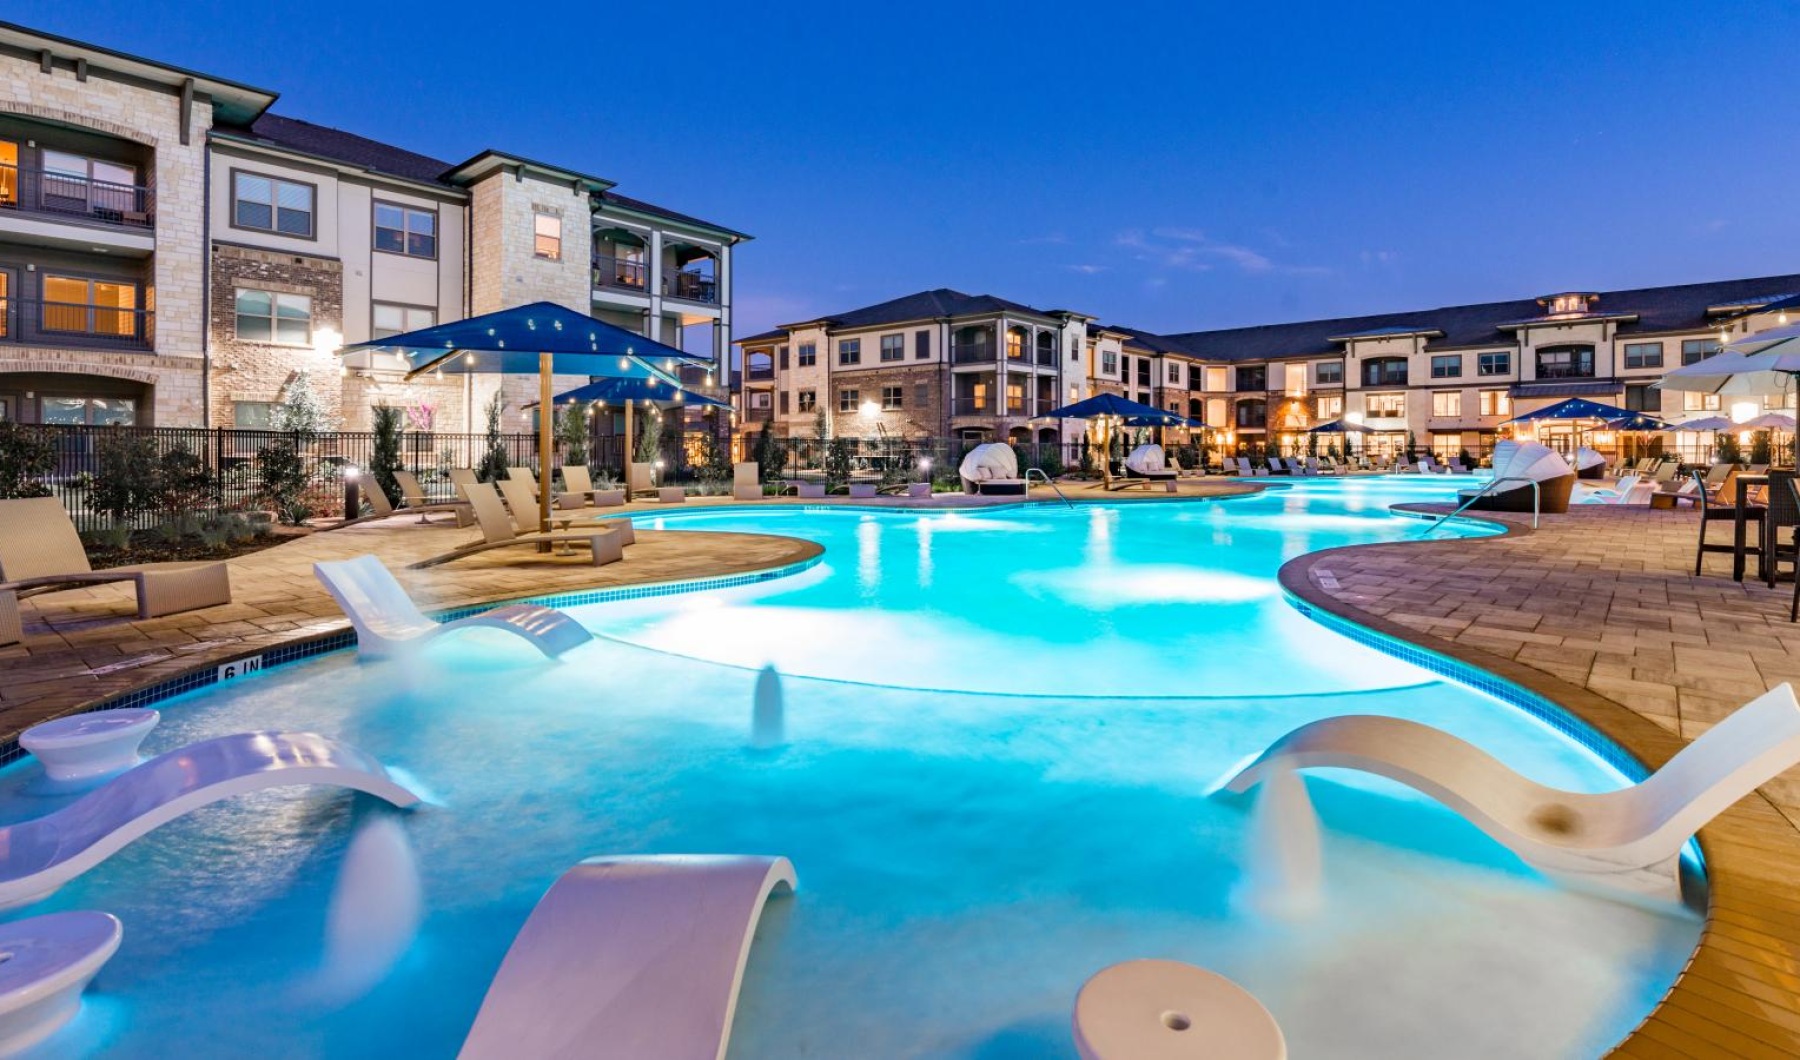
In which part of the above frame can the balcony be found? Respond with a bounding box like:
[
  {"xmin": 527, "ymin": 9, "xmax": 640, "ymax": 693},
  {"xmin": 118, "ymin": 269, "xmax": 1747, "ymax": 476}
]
[
  {"xmin": 592, "ymin": 254, "xmax": 647, "ymax": 292},
  {"xmin": 1, "ymin": 164, "xmax": 154, "ymax": 231},
  {"xmin": 952, "ymin": 397, "xmax": 992, "ymax": 416},
  {"xmin": 3, "ymin": 299, "xmax": 154, "ymax": 351},
  {"xmin": 666, "ymin": 270, "xmax": 718, "ymax": 305},
  {"xmin": 952, "ymin": 342, "xmax": 995, "ymax": 365},
  {"xmin": 1036, "ymin": 347, "xmax": 1058, "ymax": 367},
  {"xmin": 743, "ymin": 406, "xmax": 773, "ymax": 423},
  {"xmin": 1535, "ymin": 364, "xmax": 1597, "ymax": 380},
  {"xmin": 745, "ymin": 364, "xmax": 775, "ymax": 382}
]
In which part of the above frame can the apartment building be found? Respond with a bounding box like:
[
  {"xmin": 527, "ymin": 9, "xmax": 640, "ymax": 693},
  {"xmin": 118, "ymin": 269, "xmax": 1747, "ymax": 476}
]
[
  {"xmin": 0, "ymin": 21, "xmax": 744, "ymax": 435},
  {"xmin": 736, "ymin": 276, "xmax": 1800, "ymax": 462}
]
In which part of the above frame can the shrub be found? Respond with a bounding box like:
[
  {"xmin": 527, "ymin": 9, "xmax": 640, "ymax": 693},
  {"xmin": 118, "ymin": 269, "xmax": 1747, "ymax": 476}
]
[
  {"xmin": 1079, "ymin": 438, "xmax": 1095, "ymax": 475},
  {"xmin": 754, "ymin": 427, "xmax": 786, "ymax": 483},
  {"xmin": 159, "ymin": 445, "xmax": 212, "ymax": 513},
  {"xmin": 1717, "ymin": 432, "xmax": 1742, "ymax": 465},
  {"xmin": 255, "ymin": 441, "xmax": 312, "ymax": 525},
  {"xmin": 91, "ymin": 433, "xmax": 163, "ymax": 524},
  {"xmin": 825, "ymin": 436, "xmax": 853, "ymax": 491},
  {"xmin": 369, "ymin": 403, "xmax": 404, "ymax": 503},
  {"xmin": 0, "ymin": 423, "xmax": 55, "ymax": 498},
  {"xmin": 475, "ymin": 392, "xmax": 509, "ymax": 483},
  {"xmin": 273, "ymin": 370, "xmax": 329, "ymax": 440},
  {"xmin": 557, "ymin": 402, "xmax": 590, "ymax": 467},
  {"xmin": 1751, "ymin": 430, "xmax": 1773, "ymax": 466}
]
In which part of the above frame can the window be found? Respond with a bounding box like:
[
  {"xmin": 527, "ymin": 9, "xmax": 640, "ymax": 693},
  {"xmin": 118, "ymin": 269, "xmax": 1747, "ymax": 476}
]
[
  {"xmin": 1006, "ymin": 329, "xmax": 1026, "ymax": 360},
  {"xmin": 1315, "ymin": 394, "xmax": 1343, "ymax": 418},
  {"xmin": 1136, "ymin": 359, "xmax": 1153, "ymax": 387},
  {"xmin": 915, "ymin": 330, "xmax": 931, "ymax": 359},
  {"xmin": 1623, "ymin": 342, "xmax": 1663, "ymax": 369},
  {"xmin": 1432, "ymin": 391, "xmax": 1462, "ymax": 417},
  {"xmin": 1007, "ymin": 382, "xmax": 1025, "ymax": 413},
  {"xmin": 1235, "ymin": 399, "xmax": 1267, "ymax": 428},
  {"xmin": 1430, "ymin": 355, "xmax": 1462, "ymax": 379},
  {"xmin": 1101, "ymin": 350, "xmax": 1118, "ymax": 375},
  {"xmin": 533, "ymin": 213, "xmax": 561, "ymax": 260},
  {"xmin": 748, "ymin": 391, "xmax": 773, "ymax": 410},
  {"xmin": 1682, "ymin": 391, "xmax": 1721, "ymax": 412},
  {"xmin": 40, "ymin": 396, "xmax": 135, "ymax": 426},
  {"xmin": 1366, "ymin": 392, "xmax": 1405, "ymax": 418},
  {"xmin": 41, "ymin": 276, "xmax": 138, "ymax": 336},
  {"xmin": 233, "ymin": 171, "xmax": 314, "ymax": 237},
  {"xmin": 373, "ymin": 202, "xmax": 437, "ymax": 258},
  {"xmin": 837, "ymin": 338, "xmax": 861, "ymax": 365},
  {"xmin": 1625, "ymin": 384, "xmax": 1656, "ymax": 412},
  {"xmin": 797, "ymin": 343, "xmax": 817, "ymax": 367},
  {"xmin": 779, "ymin": 391, "xmax": 790, "ymax": 414},
  {"xmin": 882, "ymin": 385, "xmax": 903, "ymax": 410},
  {"xmin": 1167, "ymin": 361, "xmax": 1181, "ymax": 384},
  {"xmin": 1478, "ymin": 389, "xmax": 1512, "ymax": 417},
  {"xmin": 1237, "ymin": 366, "xmax": 1268, "ymax": 391},
  {"xmin": 235, "ymin": 288, "xmax": 312, "ymax": 345},
  {"xmin": 233, "ymin": 401, "xmax": 274, "ymax": 429},
  {"xmin": 880, "ymin": 334, "xmax": 904, "ymax": 362},
  {"xmin": 838, "ymin": 388, "xmax": 860, "ymax": 413},
  {"xmin": 1362, "ymin": 358, "xmax": 1408, "ymax": 387},
  {"xmin": 797, "ymin": 389, "xmax": 816, "ymax": 412},
  {"xmin": 1478, "ymin": 351, "xmax": 1511, "ymax": 376},
  {"xmin": 777, "ymin": 346, "xmax": 789, "ymax": 370},
  {"xmin": 1315, "ymin": 361, "xmax": 1343, "ymax": 386},
  {"xmin": 1535, "ymin": 344, "xmax": 1595, "ymax": 379},
  {"xmin": 914, "ymin": 383, "xmax": 929, "ymax": 407},
  {"xmin": 1681, "ymin": 339, "xmax": 1721, "ymax": 365},
  {"xmin": 372, "ymin": 303, "xmax": 435, "ymax": 340}
]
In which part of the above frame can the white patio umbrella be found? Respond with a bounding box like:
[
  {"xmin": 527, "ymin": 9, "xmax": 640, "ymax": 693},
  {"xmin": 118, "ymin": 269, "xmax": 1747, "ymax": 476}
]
[
  {"xmin": 1657, "ymin": 323, "xmax": 1800, "ymax": 396},
  {"xmin": 1667, "ymin": 415, "xmax": 1736, "ymax": 432},
  {"xmin": 1741, "ymin": 411, "xmax": 1797, "ymax": 431}
]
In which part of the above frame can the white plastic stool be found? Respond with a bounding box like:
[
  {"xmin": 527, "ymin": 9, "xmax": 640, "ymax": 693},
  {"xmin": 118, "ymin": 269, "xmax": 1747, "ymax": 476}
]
[
  {"xmin": 21, "ymin": 709, "xmax": 160, "ymax": 787},
  {"xmin": 0, "ymin": 911, "xmax": 122, "ymax": 1055},
  {"xmin": 1073, "ymin": 959, "xmax": 1285, "ymax": 1060}
]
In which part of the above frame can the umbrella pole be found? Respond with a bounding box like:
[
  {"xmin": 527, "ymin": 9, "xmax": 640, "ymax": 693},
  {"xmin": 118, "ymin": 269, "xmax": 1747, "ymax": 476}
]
[
  {"xmin": 623, "ymin": 399, "xmax": 635, "ymax": 497},
  {"xmin": 1100, "ymin": 419, "xmax": 1112, "ymax": 489},
  {"xmin": 539, "ymin": 353, "xmax": 554, "ymax": 537}
]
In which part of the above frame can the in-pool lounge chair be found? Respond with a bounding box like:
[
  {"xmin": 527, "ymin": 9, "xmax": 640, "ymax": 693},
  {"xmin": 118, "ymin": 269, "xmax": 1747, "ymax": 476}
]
[
  {"xmin": 409, "ymin": 483, "xmax": 625, "ymax": 569},
  {"xmin": 315, "ymin": 555, "xmax": 592, "ymax": 659},
  {"xmin": 1582, "ymin": 472, "xmax": 1649, "ymax": 505},
  {"xmin": 0, "ymin": 497, "xmax": 231, "ymax": 628},
  {"xmin": 393, "ymin": 470, "xmax": 472, "ymax": 525}
]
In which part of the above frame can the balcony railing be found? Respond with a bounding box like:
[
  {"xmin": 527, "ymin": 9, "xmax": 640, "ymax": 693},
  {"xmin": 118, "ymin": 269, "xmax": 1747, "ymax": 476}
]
[
  {"xmin": 592, "ymin": 254, "xmax": 647, "ymax": 291},
  {"xmin": 952, "ymin": 397, "xmax": 992, "ymax": 415},
  {"xmin": 951, "ymin": 342, "xmax": 995, "ymax": 365},
  {"xmin": 1036, "ymin": 347, "xmax": 1058, "ymax": 367},
  {"xmin": 1535, "ymin": 364, "xmax": 1597, "ymax": 379},
  {"xmin": 3, "ymin": 299, "xmax": 154, "ymax": 350},
  {"xmin": 743, "ymin": 406, "xmax": 773, "ymax": 422},
  {"xmin": 0, "ymin": 164, "xmax": 154, "ymax": 230},
  {"xmin": 745, "ymin": 365, "xmax": 775, "ymax": 381},
  {"xmin": 666, "ymin": 270, "xmax": 718, "ymax": 304}
]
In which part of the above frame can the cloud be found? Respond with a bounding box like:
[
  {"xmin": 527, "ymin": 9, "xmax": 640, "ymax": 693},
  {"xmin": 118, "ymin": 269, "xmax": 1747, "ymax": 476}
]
[
  {"xmin": 1360, "ymin": 249, "xmax": 1399, "ymax": 265},
  {"xmin": 1017, "ymin": 232, "xmax": 1071, "ymax": 245},
  {"xmin": 1116, "ymin": 228, "xmax": 1327, "ymax": 277},
  {"xmin": 1064, "ymin": 264, "xmax": 1108, "ymax": 275}
]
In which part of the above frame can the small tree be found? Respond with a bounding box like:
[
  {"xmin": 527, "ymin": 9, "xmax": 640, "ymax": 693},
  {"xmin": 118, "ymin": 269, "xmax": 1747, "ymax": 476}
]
[
  {"xmin": 1079, "ymin": 437, "xmax": 1095, "ymax": 475},
  {"xmin": 255, "ymin": 441, "xmax": 311, "ymax": 524},
  {"xmin": 825, "ymin": 436, "xmax": 853, "ymax": 492},
  {"xmin": 636, "ymin": 407, "xmax": 666, "ymax": 465},
  {"xmin": 475, "ymin": 392, "xmax": 509, "ymax": 483},
  {"xmin": 370, "ymin": 403, "xmax": 405, "ymax": 503},
  {"xmin": 1716, "ymin": 431, "xmax": 1742, "ymax": 465},
  {"xmin": 557, "ymin": 402, "xmax": 590, "ymax": 466},
  {"xmin": 1751, "ymin": 430, "xmax": 1774, "ymax": 466},
  {"xmin": 159, "ymin": 444, "xmax": 213, "ymax": 515},
  {"xmin": 272, "ymin": 370, "xmax": 329, "ymax": 440},
  {"xmin": 0, "ymin": 423, "xmax": 55, "ymax": 498},
  {"xmin": 809, "ymin": 405, "xmax": 830, "ymax": 470},
  {"xmin": 90, "ymin": 433, "xmax": 163, "ymax": 526},
  {"xmin": 696, "ymin": 424, "xmax": 732, "ymax": 489},
  {"xmin": 754, "ymin": 426, "xmax": 786, "ymax": 483},
  {"xmin": 1404, "ymin": 430, "xmax": 1419, "ymax": 462}
]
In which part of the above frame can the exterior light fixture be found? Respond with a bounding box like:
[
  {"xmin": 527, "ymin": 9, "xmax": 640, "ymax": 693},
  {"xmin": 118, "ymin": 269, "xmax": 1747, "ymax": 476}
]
[{"xmin": 859, "ymin": 400, "xmax": 881, "ymax": 417}]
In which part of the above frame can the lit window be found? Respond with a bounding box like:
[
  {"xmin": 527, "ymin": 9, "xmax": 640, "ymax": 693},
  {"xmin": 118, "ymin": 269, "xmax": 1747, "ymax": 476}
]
[
  {"xmin": 533, "ymin": 213, "xmax": 562, "ymax": 260},
  {"xmin": 372, "ymin": 303, "xmax": 436, "ymax": 340},
  {"xmin": 1682, "ymin": 391, "xmax": 1721, "ymax": 412},
  {"xmin": 1478, "ymin": 389, "xmax": 1512, "ymax": 417},
  {"xmin": 235, "ymin": 288, "xmax": 312, "ymax": 346},
  {"xmin": 233, "ymin": 172, "xmax": 314, "ymax": 236},
  {"xmin": 1315, "ymin": 394, "xmax": 1343, "ymax": 418},
  {"xmin": 374, "ymin": 202, "xmax": 437, "ymax": 258},
  {"xmin": 41, "ymin": 276, "xmax": 138, "ymax": 337},
  {"xmin": 1366, "ymin": 392, "xmax": 1405, "ymax": 417},
  {"xmin": 1623, "ymin": 342, "xmax": 1663, "ymax": 369},
  {"xmin": 1432, "ymin": 391, "xmax": 1462, "ymax": 417}
]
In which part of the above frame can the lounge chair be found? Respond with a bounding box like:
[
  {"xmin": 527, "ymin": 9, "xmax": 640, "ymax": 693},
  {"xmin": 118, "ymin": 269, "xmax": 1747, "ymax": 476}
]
[
  {"xmin": 1458, "ymin": 441, "xmax": 1576, "ymax": 513},
  {"xmin": 1394, "ymin": 458, "xmax": 1417, "ymax": 473},
  {"xmin": 1582, "ymin": 472, "xmax": 1648, "ymax": 505},
  {"xmin": 461, "ymin": 854, "xmax": 796, "ymax": 1060},
  {"xmin": 315, "ymin": 555, "xmax": 593, "ymax": 659},
  {"xmin": 0, "ymin": 911, "xmax": 122, "ymax": 1053},
  {"xmin": 393, "ymin": 469, "xmax": 472, "ymax": 525},
  {"xmin": 332, "ymin": 476, "xmax": 398, "ymax": 528},
  {"xmin": 1268, "ymin": 456, "xmax": 1290, "ymax": 475},
  {"xmin": 1650, "ymin": 462, "xmax": 1678, "ymax": 485},
  {"xmin": 958, "ymin": 443, "xmax": 1026, "ymax": 495},
  {"xmin": 1448, "ymin": 457, "xmax": 1470, "ymax": 474},
  {"xmin": 1220, "ymin": 683, "xmax": 1800, "ymax": 900},
  {"xmin": 628, "ymin": 462, "xmax": 658, "ymax": 500},
  {"xmin": 1648, "ymin": 477, "xmax": 1702, "ymax": 510},
  {"xmin": 1120, "ymin": 444, "xmax": 1178, "ymax": 485},
  {"xmin": 409, "ymin": 483, "xmax": 625, "ymax": 570},
  {"xmin": 0, "ymin": 497, "xmax": 230, "ymax": 627},
  {"xmin": 1, "ymin": 728, "xmax": 419, "ymax": 909},
  {"xmin": 560, "ymin": 465, "xmax": 625, "ymax": 508},
  {"xmin": 494, "ymin": 476, "xmax": 635, "ymax": 544},
  {"xmin": 1702, "ymin": 463, "xmax": 1732, "ymax": 495},
  {"xmin": 733, "ymin": 462, "xmax": 762, "ymax": 501}
]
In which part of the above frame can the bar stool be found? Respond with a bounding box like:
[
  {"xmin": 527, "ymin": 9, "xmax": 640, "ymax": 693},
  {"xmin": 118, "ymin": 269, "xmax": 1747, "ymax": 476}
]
[
  {"xmin": 1768, "ymin": 469, "xmax": 1800, "ymax": 589},
  {"xmin": 1695, "ymin": 469, "xmax": 1763, "ymax": 576}
]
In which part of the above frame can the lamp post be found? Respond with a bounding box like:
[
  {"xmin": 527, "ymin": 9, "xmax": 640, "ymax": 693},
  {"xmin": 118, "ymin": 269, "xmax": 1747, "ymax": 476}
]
[{"xmin": 342, "ymin": 464, "xmax": 361, "ymax": 522}]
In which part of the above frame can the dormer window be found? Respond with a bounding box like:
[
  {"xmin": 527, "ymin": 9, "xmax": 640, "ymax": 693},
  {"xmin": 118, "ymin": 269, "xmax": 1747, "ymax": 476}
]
[{"xmin": 1541, "ymin": 292, "xmax": 1597, "ymax": 318}]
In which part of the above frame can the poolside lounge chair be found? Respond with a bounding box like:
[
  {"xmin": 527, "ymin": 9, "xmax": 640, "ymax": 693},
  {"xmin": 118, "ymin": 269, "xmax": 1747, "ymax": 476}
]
[
  {"xmin": 958, "ymin": 443, "xmax": 1026, "ymax": 495},
  {"xmin": 0, "ymin": 729, "xmax": 419, "ymax": 909},
  {"xmin": 1573, "ymin": 447, "xmax": 1606, "ymax": 480},
  {"xmin": 1650, "ymin": 462, "xmax": 1679, "ymax": 485},
  {"xmin": 315, "ymin": 555, "xmax": 593, "ymax": 659},
  {"xmin": 559, "ymin": 465, "xmax": 625, "ymax": 508},
  {"xmin": 0, "ymin": 910, "xmax": 121, "ymax": 1054},
  {"xmin": 628, "ymin": 462, "xmax": 658, "ymax": 500},
  {"xmin": 734, "ymin": 462, "xmax": 762, "ymax": 501},
  {"xmin": 1268, "ymin": 456, "xmax": 1291, "ymax": 475},
  {"xmin": 333, "ymin": 476, "xmax": 397, "ymax": 528},
  {"xmin": 409, "ymin": 483, "xmax": 625, "ymax": 570},
  {"xmin": 1702, "ymin": 463, "xmax": 1732, "ymax": 495},
  {"xmin": 1448, "ymin": 457, "xmax": 1470, "ymax": 474},
  {"xmin": 1220, "ymin": 682, "xmax": 1800, "ymax": 900},
  {"xmin": 393, "ymin": 469, "xmax": 472, "ymax": 525},
  {"xmin": 1582, "ymin": 472, "xmax": 1649, "ymax": 505},
  {"xmin": 0, "ymin": 497, "xmax": 231, "ymax": 627},
  {"xmin": 461, "ymin": 854, "xmax": 796, "ymax": 1060},
  {"xmin": 1394, "ymin": 458, "xmax": 1417, "ymax": 473}
]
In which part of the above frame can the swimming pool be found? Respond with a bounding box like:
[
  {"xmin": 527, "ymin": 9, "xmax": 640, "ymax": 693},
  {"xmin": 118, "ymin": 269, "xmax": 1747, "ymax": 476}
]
[{"xmin": 1, "ymin": 475, "xmax": 1701, "ymax": 1058}]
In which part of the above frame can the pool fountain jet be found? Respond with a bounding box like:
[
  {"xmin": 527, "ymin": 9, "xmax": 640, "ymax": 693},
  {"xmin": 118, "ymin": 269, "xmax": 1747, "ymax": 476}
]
[
  {"xmin": 751, "ymin": 665, "xmax": 785, "ymax": 750},
  {"xmin": 1234, "ymin": 762, "xmax": 1322, "ymax": 921},
  {"xmin": 304, "ymin": 811, "xmax": 423, "ymax": 1006}
]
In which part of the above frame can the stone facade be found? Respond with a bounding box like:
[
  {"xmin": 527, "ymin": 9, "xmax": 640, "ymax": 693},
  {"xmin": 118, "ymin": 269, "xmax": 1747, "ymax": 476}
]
[{"xmin": 207, "ymin": 243, "xmax": 342, "ymax": 427}]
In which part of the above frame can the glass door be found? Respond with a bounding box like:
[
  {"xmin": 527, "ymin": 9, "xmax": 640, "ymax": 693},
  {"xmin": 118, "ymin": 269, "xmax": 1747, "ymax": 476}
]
[
  {"xmin": 0, "ymin": 140, "xmax": 16, "ymax": 208},
  {"xmin": 0, "ymin": 268, "xmax": 12, "ymax": 340}
]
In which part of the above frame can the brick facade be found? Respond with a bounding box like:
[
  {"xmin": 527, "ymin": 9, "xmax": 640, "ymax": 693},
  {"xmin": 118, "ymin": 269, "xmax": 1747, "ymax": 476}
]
[
  {"xmin": 832, "ymin": 364, "xmax": 943, "ymax": 438},
  {"xmin": 207, "ymin": 243, "xmax": 343, "ymax": 427}
]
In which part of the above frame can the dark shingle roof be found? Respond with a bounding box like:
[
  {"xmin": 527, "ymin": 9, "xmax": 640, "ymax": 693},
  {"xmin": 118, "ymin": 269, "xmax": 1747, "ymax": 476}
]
[
  {"xmin": 220, "ymin": 113, "xmax": 456, "ymax": 185},
  {"xmin": 599, "ymin": 190, "xmax": 748, "ymax": 239},
  {"xmin": 783, "ymin": 288, "xmax": 1058, "ymax": 330},
  {"xmin": 1166, "ymin": 274, "xmax": 1800, "ymax": 362},
  {"xmin": 1100, "ymin": 325, "xmax": 1196, "ymax": 356},
  {"xmin": 734, "ymin": 329, "xmax": 787, "ymax": 346}
]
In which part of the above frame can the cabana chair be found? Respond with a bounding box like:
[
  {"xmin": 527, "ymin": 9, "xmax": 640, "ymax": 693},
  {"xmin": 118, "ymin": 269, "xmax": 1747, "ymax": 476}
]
[
  {"xmin": 393, "ymin": 469, "xmax": 472, "ymax": 526},
  {"xmin": 1459, "ymin": 441, "xmax": 1576, "ymax": 513},
  {"xmin": 409, "ymin": 483, "xmax": 625, "ymax": 570},
  {"xmin": 1573, "ymin": 447, "xmax": 1606, "ymax": 480},
  {"xmin": 1120, "ymin": 444, "xmax": 1179, "ymax": 486},
  {"xmin": 0, "ymin": 497, "xmax": 230, "ymax": 627},
  {"xmin": 958, "ymin": 443, "xmax": 1027, "ymax": 495},
  {"xmin": 560, "ymin": 465, "xmax": 626, "ymax": 508},
  {"xmin": 1694, "ymin": 470, "xmax": 1764, "ymax": 576},
  {"xmin": 315, "ymin": 555, "xmax": 592, "ymax": 659},
  {"xmin": 733, "ymin": 462, "xmax": 763, "ymax": 500}
]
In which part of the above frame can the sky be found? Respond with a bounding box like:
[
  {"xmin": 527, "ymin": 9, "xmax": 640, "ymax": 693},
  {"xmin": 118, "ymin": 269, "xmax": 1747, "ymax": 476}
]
[{"xmin": 17, "ymin": 0, "xmax": 1800, "ymax": 341}]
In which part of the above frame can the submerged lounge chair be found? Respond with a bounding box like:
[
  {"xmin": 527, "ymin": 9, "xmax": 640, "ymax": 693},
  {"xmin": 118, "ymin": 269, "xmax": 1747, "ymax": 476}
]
[
  {"xmin": 1458, "ymin": 440, "xmax": 1576, "ymax": 514},
  {"xmin": 315, "ymin": 555, "xmax": 592, "ymax": 659},
  {"xmin": 1222, "ymin": 684, "xmax": 1800, "ymax": 900},
  {"xmin": 0, "ymin": 498, "xmax": 230, "ymax": 634},
  {"xmin": 0, "ymin": 728, "xmax": 419, "ymax": 909},
  {"xmin": 958, "ymin": 443, "xmax": 1026, "ymax": 495},
  {"xmin": 409, "ymin": 483, "xmax": 625, "ymax": 570},
  {"xmin": 461, "ymin": 854, "xmax": 796, "ymax": 1060}
]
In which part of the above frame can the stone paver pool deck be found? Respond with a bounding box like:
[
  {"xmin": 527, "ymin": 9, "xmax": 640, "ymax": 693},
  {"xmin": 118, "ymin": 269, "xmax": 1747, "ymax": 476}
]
[{"xmin": 0, "ymin": 478, "xmax": 1794, "ymax": 1056}]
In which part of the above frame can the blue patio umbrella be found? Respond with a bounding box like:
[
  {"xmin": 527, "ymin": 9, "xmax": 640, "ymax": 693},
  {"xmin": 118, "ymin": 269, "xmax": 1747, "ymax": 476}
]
[
  {"xmin": 1499, "ymin": 397, "xmax": 1637, "ymax": 425},
  {"xmin": 1307, "ymin": 418, "xmax": 1375, "ymax": 434},
  {"xmin": 339, "ymin": 301, "xmax": 709, "ymax": 531},
  {"xmin": 1605, "ymin": 411, "xmax": 1671, "ymax": 432},
  {"xmin": 1038, "ymin": 393, "xmax": 1188, "ymax": 486},
  {"xmin": 526, "ymin": 376, "xmax": 729, "ymax": 410}
]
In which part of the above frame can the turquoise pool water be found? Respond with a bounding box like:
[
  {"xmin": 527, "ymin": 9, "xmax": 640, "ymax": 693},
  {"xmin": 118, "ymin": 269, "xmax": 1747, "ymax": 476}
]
[{"xmin": 0, "ymin": 476, "xmax": 1701, "ymax": 1058}]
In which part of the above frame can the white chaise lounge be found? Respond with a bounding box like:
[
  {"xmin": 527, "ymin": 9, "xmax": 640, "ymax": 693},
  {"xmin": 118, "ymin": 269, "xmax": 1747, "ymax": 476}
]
[
  {"xmin": 0, "ymin": 730, "xmax": 420, "ymax": 909},
  {"xmin": 1220, "ymin": 683, "xmax": 1800, "ymax": 900},
  {"xmin": 315, "ymin": 555, "xmax": 593, "ymax": 659},
  {"xmin": 460, "ymin": 854, "xmax": 797, "ymax": 1060}
]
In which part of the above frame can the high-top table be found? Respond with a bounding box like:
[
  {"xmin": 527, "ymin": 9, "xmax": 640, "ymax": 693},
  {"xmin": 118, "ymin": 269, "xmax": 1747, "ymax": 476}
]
[{"xmin": 1734, "ymin": 474, "xmax": 1770, "ymax": 582}]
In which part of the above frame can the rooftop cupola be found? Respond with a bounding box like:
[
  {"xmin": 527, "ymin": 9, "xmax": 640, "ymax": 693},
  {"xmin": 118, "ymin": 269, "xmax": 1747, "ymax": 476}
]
[{"xmin": 1539, "ymin": 292, "xmax": 1599, "ymax": 318}]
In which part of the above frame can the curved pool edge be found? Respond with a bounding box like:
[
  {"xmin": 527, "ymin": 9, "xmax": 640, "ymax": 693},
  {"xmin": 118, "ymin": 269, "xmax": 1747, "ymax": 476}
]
[{"xmin": 1279, "ymin": 507, "xmax": 1800, "ymax": 1058}]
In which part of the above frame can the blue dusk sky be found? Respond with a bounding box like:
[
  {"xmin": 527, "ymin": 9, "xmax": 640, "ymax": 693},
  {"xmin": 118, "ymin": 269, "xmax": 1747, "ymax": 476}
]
[{"xmin": 16, "ymin": 0, "xmax": 1800, "ymax": 340}]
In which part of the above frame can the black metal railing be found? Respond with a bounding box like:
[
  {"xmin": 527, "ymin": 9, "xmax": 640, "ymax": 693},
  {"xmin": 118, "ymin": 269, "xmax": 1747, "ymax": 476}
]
[
  {"xmin": 0, "ymin": 163, "xmax": 154, "ymax": 230},
  {"xmin": 951, "ymin": 342, "xmax": 995, "ymax": 365},
  {"xmin": 592, "ymin": 253, "xmax": 647, "ymax": 291},
  {"xmin": 745, "ymin": 364, "xmax": 775, "ymax": 381},
  {"xmin": 743, "ymin": 406, "xmax": 774, "ymax": 422},
  {"xmin": 1535, "ymin": 364, "xmax": 1598, "ymax": 379},
  {"xmin": 1036, "ymin": 347, "xmax": 1058, "ymax": 366},
  {"xmin": 666, "ymin": 270, "xmax": 718, "ymax": 304},
  {"xmin": 5, "ymin": 299, "xmax": 154, "ymax": 350}
]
